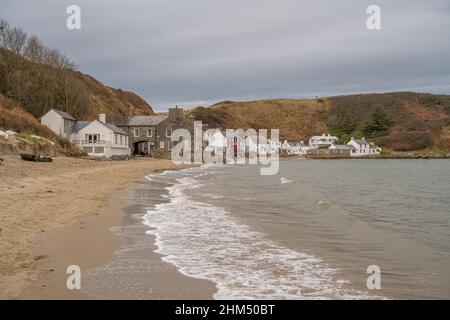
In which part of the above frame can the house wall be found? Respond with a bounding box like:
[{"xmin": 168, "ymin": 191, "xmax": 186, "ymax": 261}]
[
  {"xmin": 120, "ymin": 126, "xmax": 157, "ymax": 155},
  {"xmin": 41, "ymin": 110, "xmax": 64, "ymax": 137},
  {"xmin": 75, "ymin": 121, "xmax": 130, "ymax": 157},
  {"xmin": 309, "ymin": 135, "xmax": 338, "ymax": 148},
  {"xmin": 154, "ymin": 117, "xmax": 194, "ymax": 158},
  {"xmin": 347, "ymin": 139, "xmax": 381, "ymax": 157},
  {"xmin": 63, "ymin": 119, "xmax": 75, "ymax": 136}
]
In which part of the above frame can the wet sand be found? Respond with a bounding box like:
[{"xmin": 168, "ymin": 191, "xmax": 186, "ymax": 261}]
[
  {"xmin": 19, "ymin": 180, "xmax": 216, "ymax": 299},
  {"xmin": 0, "ymin": 155, "xmax": 215, "ymax": 299}
]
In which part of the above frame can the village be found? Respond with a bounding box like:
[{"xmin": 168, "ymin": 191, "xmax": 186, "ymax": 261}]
[{"xmin": 38, "ymin": 107, "xmax": 382, "ymax": 160}]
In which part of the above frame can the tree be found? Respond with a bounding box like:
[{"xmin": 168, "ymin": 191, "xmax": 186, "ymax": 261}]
[
  {"xmin": 331, "ymin": 112, "xmax": 356, "ymax": 137},
  {"xmin": 23, "ymin": 35, "xmax": 45, "ymax": 63},
  {"xmin": 0, "ymin": 19, "xmax": 10, "ymax": 49},
  {"xmin": 364, "ymin": 106, "xmax": 391, "ymax": 135},
  {"xmin": 8, "ymin": 27, "xmax": 27, "ymax": 54}
]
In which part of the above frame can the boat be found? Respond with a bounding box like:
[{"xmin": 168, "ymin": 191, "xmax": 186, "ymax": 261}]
[{"xmin": 20, "ymin": 153, "xmax": 54, "ymax": 162}]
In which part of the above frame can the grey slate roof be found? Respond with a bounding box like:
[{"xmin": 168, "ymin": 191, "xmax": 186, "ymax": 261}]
[
  {"xmin": 353, "ymin": 139, "xmax": 367, "ymax": 145},
  {"xmin": 116, "ymin": 115, "xmax": 167, "ymax": 126},
  {"xmin": 72, "ymin": 121, "xmax": 91, "ymax": 133},
  {"xmin": 332, "ymin": 144, "xmax": 355, "ymax": 150},
  {"xmin": 54, "ymin": 109, "xmax": 76, "ymax": 121},
  {"xmin": 101, "ymin": 122, "xmax": 127, "ymax": 134},
  {"xmin": 286, "ymin": 141, "xmax": 304, "ymax": 147},
  {"xmin": 72, "ymin": 120, "xmax": 127, "ymax": 135}
]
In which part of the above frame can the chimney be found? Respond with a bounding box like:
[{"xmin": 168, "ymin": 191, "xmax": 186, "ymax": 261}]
[
  {"xmin": 99, "ymin": 114, "xmax": 106, "ymax": 123},
  {"xmin": 169, "ymin": 107, "xmax": 184, "ymax": 120}
]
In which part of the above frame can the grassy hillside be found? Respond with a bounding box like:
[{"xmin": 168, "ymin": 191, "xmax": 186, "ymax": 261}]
[
  {"xmin": 189, "ymin": 92, "xmax": 450, "ymax": 152},
  {"xmin": 0, "ymin": 100, "xmax": 83, "ymax": 155},
  {"xmin": 190, "ymin": 99, "xmax": 330, "ymax": 141},
  {"xmin": 0, "ymin": 49, "xmax": 154, "ymax": 120}
]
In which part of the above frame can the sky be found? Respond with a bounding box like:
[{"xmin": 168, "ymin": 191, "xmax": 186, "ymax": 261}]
[{"xmin": 1, "ymin": 0, "xmax": 450, "ymax": 111}]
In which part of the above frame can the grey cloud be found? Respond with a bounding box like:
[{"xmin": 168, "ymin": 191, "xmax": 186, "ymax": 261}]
[{"xmin": 1, "ymin": 0, "xmax": 449, "ymax": 111}]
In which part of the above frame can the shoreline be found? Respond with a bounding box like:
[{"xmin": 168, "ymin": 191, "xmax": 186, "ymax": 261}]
[
  {"xmin": 0, "ymin": 155, "xmax": 215, "ymax": 299},
  {"xmin": 19, "ymin": 176, "xmax": 216, "ymax": 299}
]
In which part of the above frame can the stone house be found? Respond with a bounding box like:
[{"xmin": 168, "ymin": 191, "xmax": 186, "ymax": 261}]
[{"xmin": 114, "ymin": 107, "xmax": 194, "ymax": 158}]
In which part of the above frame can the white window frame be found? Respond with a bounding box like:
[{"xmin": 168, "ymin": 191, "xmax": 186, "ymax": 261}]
[
  {"xmin": 147, "ymin": 128, "xmax": 153, "ymax": 137},
  {"xmin": 86, "ymin": 134, "xmax": 99, "ymax": 144},
  {"xmin": 160, "ymin": 141, "xmax": 165, "ymax": 149},
  {"xmin": 134, "ymin": 128, "xmax": 139, "ymax": 138},
  {"xmin": 166, "ymin": 129, "xmax": 172, "ymax": 138}
]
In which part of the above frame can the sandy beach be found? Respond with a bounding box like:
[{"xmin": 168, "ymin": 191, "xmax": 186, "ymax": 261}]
[{"xmin": 0, "ymin": 155, "xmax": 215, "ymax": 299}]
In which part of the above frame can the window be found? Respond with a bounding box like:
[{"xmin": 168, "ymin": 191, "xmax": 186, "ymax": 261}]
[
  {"xmin": 160, "ymin": 141, "xmax": 165, "ymax": 149},
  {"xmin": 125, "ymin": 137, "xmax": 128, "ymax": 146},
  {"xmin": 86, "ymin": 134, "xmax": 99, "ymax": 144},
  {"xmin": 94, "ymin": 147, "xmax": 104, "ymax": 154},
  {"xmin": 168, "ymin": 141, "xmax": 173, "ymax": 150},
  {"xmin": 166, "ymin": 129, "xmax": 172, "ymax": 137},
  {"xmin": 120, "ymin": 135, "xmax": 123, "ymax": 145},
  {"xmin": 115, "ymin": 134, "xmax": 118, "ymax": 145},
  {"xmin": 147, "ymin": 128, "xmax": 153, "ymax": 137},
  {"xmin": 134, "ymin": 128, "xmax": 139, "ymax": 137}
]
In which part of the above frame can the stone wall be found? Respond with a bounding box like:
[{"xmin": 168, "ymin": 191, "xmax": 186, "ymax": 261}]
[{"xmin": 154, "ymin": 117, "xmax": 194, "ymax": 159}]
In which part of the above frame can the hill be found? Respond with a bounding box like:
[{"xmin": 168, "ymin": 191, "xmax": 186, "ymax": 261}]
[
  {"xmin": 189, "ymin": 92, "xmax": 450, "ymax": 153},
  {"xmin": 0, "ymin": 48, "xmax": 154, "ymax": 120},
  {"xmin": 0, "ymin": 18, "xmax": 154, "ymax": 155}
]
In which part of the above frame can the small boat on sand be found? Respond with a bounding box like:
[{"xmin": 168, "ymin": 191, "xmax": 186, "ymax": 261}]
[{"xmin": 20, "ymin": 153, "xmax": 54, "ymax": 162}]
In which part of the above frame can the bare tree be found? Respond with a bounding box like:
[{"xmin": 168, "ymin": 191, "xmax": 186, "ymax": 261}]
[
  {"xmin": 0, "ymin": 19, "xmax": 11, "ymax": 50},
  {"xmin": 7, "ymin": 27, "xmax": 27, "ymax": 54},
  {"xmin": 23, "ymin": 35, "xmax": 45, "ymax": 63}
]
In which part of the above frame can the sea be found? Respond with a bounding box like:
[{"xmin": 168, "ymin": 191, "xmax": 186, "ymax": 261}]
[
  {"xmin": 86, "ymin": 159, "xmax": 450, "ymax": 299},
  {"xmin": 143, "ymin": 159, "xmax": 450, "ymax": 299}
]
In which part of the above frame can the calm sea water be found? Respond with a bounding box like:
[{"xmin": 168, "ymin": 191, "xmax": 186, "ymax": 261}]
[{"xmin": 143, "ymin": 160, "xmax": 450, "ymax": 299}]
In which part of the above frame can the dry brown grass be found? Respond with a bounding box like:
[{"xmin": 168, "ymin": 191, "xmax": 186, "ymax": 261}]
[{"xmin": 190, "ymin": 98, "xmax": 330, "ymax": 141}]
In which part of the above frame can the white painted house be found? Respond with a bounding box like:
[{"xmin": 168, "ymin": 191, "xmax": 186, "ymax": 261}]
[
  {"xmin": 41, "ymin": 109, "xmax": 130, "ymax": 158},
  {"xmin": 347, "ymin": 137, "xmax": 381, "ymax": 157},
  {"xmin": 309, "ymin": 134, "xmax": 338, "ymax": 149},
  {"xmin": 281, "ymin": 140, "xmax": 309, "ymax": 155}
]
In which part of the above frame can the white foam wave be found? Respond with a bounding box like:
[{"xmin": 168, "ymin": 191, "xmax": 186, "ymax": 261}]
[
  {"xmin": 280, "ymin": 177, "xmax": 294, "ymax": 184},
  {"xmin": 143, "ymin": 170, "xmax": 377, "ymax": 299}
]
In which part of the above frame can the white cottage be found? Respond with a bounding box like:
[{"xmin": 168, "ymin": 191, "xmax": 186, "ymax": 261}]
[
  {"xmin": 281, "ymin": 140, "xmax": 308, "ymax": 155},
  {"xmin": 309, "ymin": 134, "xmax": 338, "ymax": 149},
  {"xmin": 41, "ymin": 109, "xmax": 130, "ymax": 158},
  {"xmin": 347, "ymin": 137, "xmax": 381, "ymax": 157},
  {"xmin": 203, "ymin": 129, "xmax": 227, "ymax": 154}
]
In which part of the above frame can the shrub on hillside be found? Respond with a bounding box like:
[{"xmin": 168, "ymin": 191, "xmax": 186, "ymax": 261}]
[
  {"xmin": 190, "ymin": 106, "xmax": 227, "ymax": 128},
  {"xmin": 385, "ymin": 131, "xmax": 432, "ymax": 151},
  {"xmin": 0, "ymin": 106, "xmax": 84, "ymax": 155},
  {"xmin": 363, "ymin": 106, "xmax": 392, "ymax": 136}
]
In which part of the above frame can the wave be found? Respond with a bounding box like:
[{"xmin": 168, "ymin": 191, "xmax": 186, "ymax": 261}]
[{"xmin": 143, "ymin": 168, "xmax": 377, "ymax": 299}]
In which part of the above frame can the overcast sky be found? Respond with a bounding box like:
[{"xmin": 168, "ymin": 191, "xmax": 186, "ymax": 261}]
[{"xmin": 1, "ymin": 0, "xmax": 450, "ymax": 111}]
